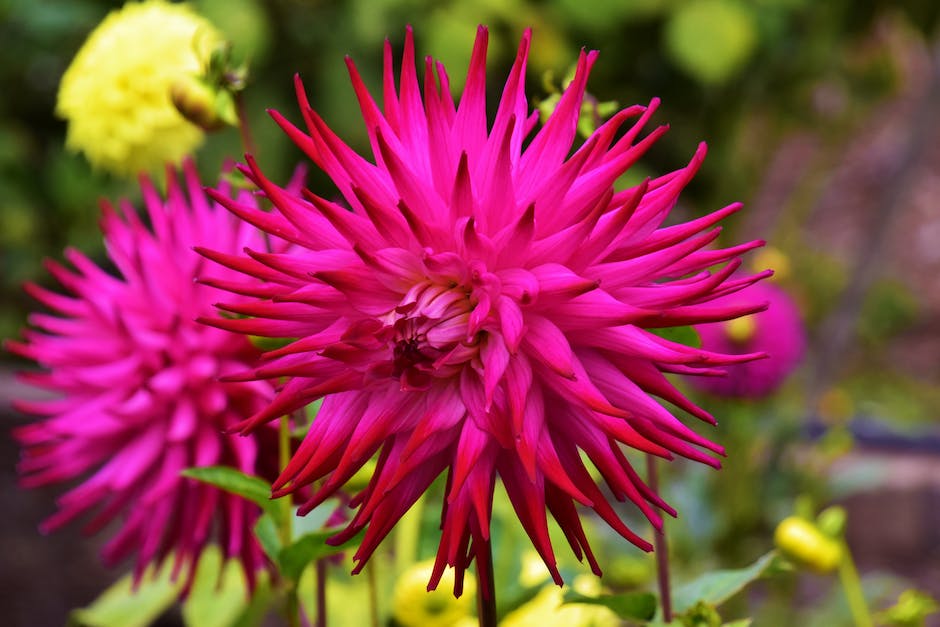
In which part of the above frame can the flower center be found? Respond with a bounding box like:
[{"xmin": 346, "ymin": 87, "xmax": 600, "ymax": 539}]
[
  {"xmin": 392, "ymin": 336, "xmax": 429, "ymax": 374},
  {"xmin": 383, "ymin": 281, "xmax": 477, "ymax": 390}
]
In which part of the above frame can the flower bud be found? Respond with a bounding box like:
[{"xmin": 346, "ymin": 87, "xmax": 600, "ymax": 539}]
[
  {"xmin": 875, "ymin": 589, "xmax": 939, "ymax": 626},
  {"xmin": 680, "ymin": 601, "xmax": 722, "ymax": 627},
  {"xmin": 816, "ymin": 505, "xmax": 847, "ymax": 538},
  {"xmin": 774, "ymin": 516, "xmax": 842, "ymax": 574},
  {"xmin": 170, "ymin": 74, "xmax": 234, "ymax": 131}
]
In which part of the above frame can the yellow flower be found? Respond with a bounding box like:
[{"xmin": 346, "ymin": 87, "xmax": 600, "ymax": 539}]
[
  {"xmin": 501, "ymin": 577, "xmax": 620, "ymax": 627},
  {"xmin": 56, "ymin": 0, "xmax": 221, "ymax": 176},
  {"xmin": 393, "ymin": 560, "xmax": 476, "ymax": 627}
]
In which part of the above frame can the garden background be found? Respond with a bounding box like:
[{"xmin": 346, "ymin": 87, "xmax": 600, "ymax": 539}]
[{"xmin": 1, "ymin": 0, "xmax": 939, "ymax": 625}]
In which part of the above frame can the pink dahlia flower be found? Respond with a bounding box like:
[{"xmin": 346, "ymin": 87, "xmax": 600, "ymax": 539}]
[
  {"xmin": 204, "ymin": 27, "xmax": 770, "ymax": 594},
  {"xmin": 690, "ymin": 282, "xmax": 805, "ymax": 398},
  {"xmin": 8, "ymin": 161, "xmax": 278, "ymax": 587}
]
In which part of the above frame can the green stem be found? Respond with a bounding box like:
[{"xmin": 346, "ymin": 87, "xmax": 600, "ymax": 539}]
[
  {"xmin": 234, "ymin": 90, "xmax": 257, "ymax": 157},
  {"xmin": 394, "ymin": 493, "xmax": 425, "ymax": 575},
  {"xmin": 278, "ymin": 414, "xmax": 293, "ymax": 540},
  {"xmin": 279, "ymin": 413, "xmax": 299, "ymax": 627},
  {"xmin": 476, "ymin": 540, "xmax": 497, "ymax": 627},
  {"xmin": 285, "ymin": 587, "xmax": 300, "ymax": 627},
  {"xmin": 647, "ymin": 455, "xmax": 673, "ymax": 622},
  {"xmin": 315, "ymin": 559, "xmax": 328, "ymax": 627},
  {"xmin": 838, "ymin": 541, "xmax": 873, "ymax": 627}
]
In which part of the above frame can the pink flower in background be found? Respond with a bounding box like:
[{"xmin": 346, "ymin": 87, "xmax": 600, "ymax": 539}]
[
  {"xmin": 204, "ymin": 27, "xmax": 769, "ymax": 594},
  {"xmin": 690, "ymin": 282, "xmax": 805, "ymax": 398},
  {"xmin": 8, "ymin": 161, "xmax": 278, "ymax": 588}
]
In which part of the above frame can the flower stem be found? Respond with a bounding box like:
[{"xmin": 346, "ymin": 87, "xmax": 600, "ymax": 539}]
[
  {"xmin": 315, "ymin": 559, "xmax": 328, "ymax": 627},
  {"xmin": 476, "ymin": 540, "xmax": 497, "ymax": 627},
  {"xmin": 285, "ymin": 588, "xmax": 300, "ymax": 627},
  {"xmin": 278, "ymin": 414, "xmax": 293, "ymax": 538},
  {"xmin": 234, "ymin": 90, "xmax": 257, "ymax": 157},
  {"xmin": 647, "ymin": 455, "xmax": 673, "ymax": 622},
  {"xmin": 838, "ymin": 541, "xmax": 873, "ymax": 627},
  {"xmin": 394, "ymin": 493, "xmax": 424, "ymax": 575},
  {"xmin": 366, "ymin": 561, "xmax": 380, "ymax": 627},
  {"xmin": 279, "ymin": 414, "xmax": 299, "ymax": 627}
]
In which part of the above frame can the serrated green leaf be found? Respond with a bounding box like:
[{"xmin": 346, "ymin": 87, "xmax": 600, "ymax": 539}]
[
  {"xmin": 671, "ymin": 551, "xmax": 778, "ymax": 614},
  {"xmin": 181, "ymin": 466, "xmax": 277, "ymax": 516},
  {"xmin": 278, "ymin": 528, "xmax": 364, "ymax": 582},
  {"xmin": 68, "ymin": 563, "xmax": 182, "ymax": 627},
  {"xmin": 253, "ymin": 513, "xmax": 283, "ymax": 565},
  {"xmin": 562, "ymin": 590, "xmax": 657, "ymax": 621},
  {"xmin": 649, "ymin": 325, "xmax": 702, "ymax": 348}
]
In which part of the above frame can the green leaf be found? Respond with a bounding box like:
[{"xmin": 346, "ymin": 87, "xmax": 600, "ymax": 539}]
[
  {"xmin": 649, "ymin": 325, "xmax": 702, "ymax": 348},
  {"xmin": 181, "ymin": 466, "xmax": 277, "ymax": 515},
  {"xmin": 68, "ymin": 563, "xmax": 182, "ymax": 627},
  {"xmin": 253, "ymin": 513, "xmax": 283, "ymax": 565},
  {"xmin": 671, "ymin": 551, "xmax": 778, "ymax": 614},
  {"xmin": 562, "ymin": 590, "xmax": 657, "ymax": 621},
  {"xmin": 278, "ymin": 528, "xmax": 364, "ymax": 582}
]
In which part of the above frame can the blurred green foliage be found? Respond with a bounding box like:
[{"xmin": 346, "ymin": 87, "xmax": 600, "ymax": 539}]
[
  {"xmin": 0, "ymin": 0, "xmax": 928, "ymax": 437},
  {"xmin": 2, "ymin": 0, "xmax": 937, "ymax": 343}
]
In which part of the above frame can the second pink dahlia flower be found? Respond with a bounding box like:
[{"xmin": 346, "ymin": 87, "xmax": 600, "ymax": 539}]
[
  {"xmin": 204, "ymin": 27, "xmax": 770, "ymax": 594},
  {"xmin": 8, "ymin": 161, "xmax": 279, "ymax": 587},
  {"xmin": 690, "ymin": 282, "xmax": 805, "ymax": 398}
]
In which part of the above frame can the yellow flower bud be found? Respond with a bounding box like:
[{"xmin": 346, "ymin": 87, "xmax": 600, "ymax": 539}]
[
  {"xmin": 774, "ymin": 516, "xmax": 843, "ymax": 574},
  {"xmin": 170, "ymin": 74, "xmax": 233, "ymax": 132},
  {"xmin": 392, "ymin": 560, "xmax": 476, "ymax": 627}
]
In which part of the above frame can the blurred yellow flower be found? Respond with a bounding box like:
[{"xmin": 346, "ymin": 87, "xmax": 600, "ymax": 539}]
[
  {"xmin": 56, "ymin": 0, "xmax": 221, "ymax": 176},
  {"xmin": 393, "ymin": 560, "xmax": 476, "ymax": 627},
  {"xmin": 501, "ymin": 576, "xmax": 620, "ymax": 627},
  {"xmin": 751, "ymin": 245, "xmax": 792, "ymax": 281}
]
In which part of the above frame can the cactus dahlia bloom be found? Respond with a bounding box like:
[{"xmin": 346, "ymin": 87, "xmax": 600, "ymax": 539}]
[
  {"xmin": 690, "ymin": 282, "xmax": 805, "ymax": 398},
  {"xmin": 204, "ymin": 27, "xmax": 770, "ymax": 594},
  {"xmin": 8, "ymin": 161, "xmax": 278, "ymax": 588},
  {"xmin": 56, "ymin": 0, "xmax": 220, "ymax": 176}
]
